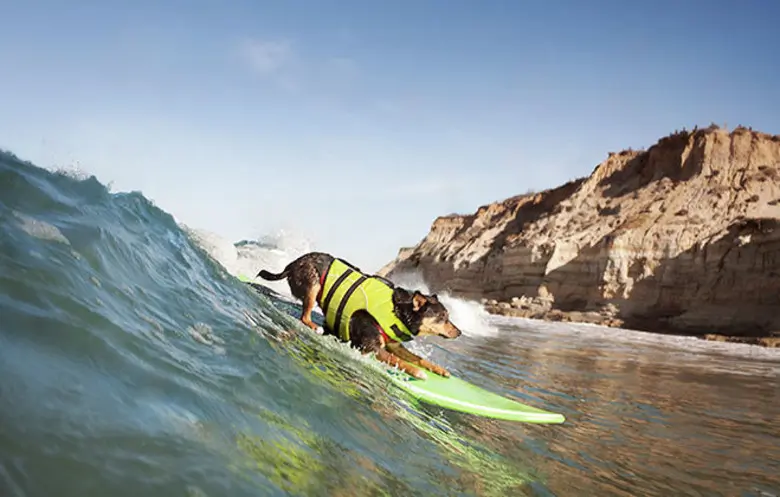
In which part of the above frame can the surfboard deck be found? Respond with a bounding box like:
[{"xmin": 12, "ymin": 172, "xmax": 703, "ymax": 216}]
[
  {"xmin": 239, "ymin": 275, "xmax": 565, "ymax": 424},
  {"xmin": 383, "ymin": 365, "xmax": 565, "ymax": 423}
]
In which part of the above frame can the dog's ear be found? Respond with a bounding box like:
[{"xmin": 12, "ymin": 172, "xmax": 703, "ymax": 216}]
[
  {"xmin": 412, "ymin": 291, "xmax": 427, "ymax": 311},
  {"xmin": 428, "ymin": 293, "xmax": 439, "ymax": 304},
  {"xmin": 393, "ymin": 287, "xmax": 413, "ymax": 306}
]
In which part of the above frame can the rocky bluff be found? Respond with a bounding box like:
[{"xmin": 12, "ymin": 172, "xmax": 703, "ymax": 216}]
[{"xmin": 379, "ymin": 126, "xmax": 780, "ymax": 346}]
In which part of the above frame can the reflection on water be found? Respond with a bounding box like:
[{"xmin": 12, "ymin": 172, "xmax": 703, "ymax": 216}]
[{"xmin": 440, "ymin": 318, "xmax": 780, "ymax": 496}]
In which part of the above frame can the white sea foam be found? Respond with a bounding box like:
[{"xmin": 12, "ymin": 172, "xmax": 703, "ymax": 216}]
[
  {"xmin": 186, "ymin": 226, "xmax": 314, "ymax": 299},
  {"xmin": 13, "ymin": 211, "xmax": 71, "ymax": 245}
]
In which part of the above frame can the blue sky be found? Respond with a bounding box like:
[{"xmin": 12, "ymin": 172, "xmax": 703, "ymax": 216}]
[{"xmin": 1, "ymin": 0, "xmax": 779, "ymax": 271}]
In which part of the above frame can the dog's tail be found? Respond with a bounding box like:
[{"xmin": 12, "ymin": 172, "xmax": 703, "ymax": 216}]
[{"xmin": 256, "ymin": 268, "xmax": 290, "ymax": 281}]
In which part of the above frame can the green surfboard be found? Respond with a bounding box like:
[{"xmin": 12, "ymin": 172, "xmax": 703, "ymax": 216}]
[
  {"xmin": 383, "ymin": 365, "xmax": 565, "ymax": 424},
  {"xmin": 240, "ymin": 275, "xmax": 565, "ymax": 424}
]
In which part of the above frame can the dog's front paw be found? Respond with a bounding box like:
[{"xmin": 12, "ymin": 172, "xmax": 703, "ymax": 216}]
[
  {"xmin": 411, "ymin": 369, "xmax": 428, "ymax": 380},
  {"xmin": 432, "ymin": 367, "xmax": 450, "ymax": 378},
  {"xmin": 425, "ymin": 363, "xmax": 450, "ymax": 377}
]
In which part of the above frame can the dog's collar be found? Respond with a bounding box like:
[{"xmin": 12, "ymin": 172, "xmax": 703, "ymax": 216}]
[
  {"xmin": 315, "ymin": 269, "xmax": 328, "ymax": 303},
  {"xmin": 373, "ymin": 322, "xmax": 392, "ymax": 344}
]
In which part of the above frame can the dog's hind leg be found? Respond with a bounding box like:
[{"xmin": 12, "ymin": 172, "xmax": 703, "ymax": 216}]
[
  {"xmin": 375, "ymin": 348, "xmax": 427, "ymax": 380},
  {"xmin": 299, "ymin": 284, "xmax": 321, "ymax": 331}
]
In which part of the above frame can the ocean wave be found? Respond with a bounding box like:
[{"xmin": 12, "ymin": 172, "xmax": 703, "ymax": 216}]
[{"xmin": 2, "ymin": 149, "xmax": 778, "ymax": 497}]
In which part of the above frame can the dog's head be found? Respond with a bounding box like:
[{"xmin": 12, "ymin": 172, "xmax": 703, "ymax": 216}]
[{"xmin": 392, "ymin": 288, "xmax": 461, "ymax": 339}]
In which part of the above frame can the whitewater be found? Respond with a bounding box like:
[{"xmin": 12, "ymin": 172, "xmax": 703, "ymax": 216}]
[{"xmin": 1, "ymin": 150, "xmax": 779, "ymax": 497}]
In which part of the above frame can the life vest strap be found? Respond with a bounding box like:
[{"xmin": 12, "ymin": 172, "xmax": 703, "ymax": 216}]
[{"xmin": 318, "ymin": 258, "xmax": 414, "ymax": 343}]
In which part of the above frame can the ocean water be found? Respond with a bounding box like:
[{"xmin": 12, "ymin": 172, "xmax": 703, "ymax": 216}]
[{"xmin": 1, "ymin": 150, "xmax": 779, "ymax": 497}]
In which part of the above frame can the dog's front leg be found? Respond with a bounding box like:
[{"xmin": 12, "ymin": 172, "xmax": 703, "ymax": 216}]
[
  {"xmin": 375, "ymin": 348, "xmax": 427, "ymax": 380},
  {"xmin": 388, "ymin": 343, "xmax": 451, "ymax": 378}
]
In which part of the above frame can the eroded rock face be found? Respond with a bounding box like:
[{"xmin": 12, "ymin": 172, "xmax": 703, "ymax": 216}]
[{"xmin": 380, "ymin": 126, "xmax": 780, "ymax": 338}]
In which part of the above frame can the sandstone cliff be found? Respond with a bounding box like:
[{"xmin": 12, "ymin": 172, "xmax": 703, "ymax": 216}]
[{"xmin": 379, "ymin": 126, "xmax": 780, "ymax": 344}]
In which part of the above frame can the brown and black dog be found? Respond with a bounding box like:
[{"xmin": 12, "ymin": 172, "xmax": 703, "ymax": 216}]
[{"xmin": 256, "ymin": 251, "xmax": 461, "ymax": 380}]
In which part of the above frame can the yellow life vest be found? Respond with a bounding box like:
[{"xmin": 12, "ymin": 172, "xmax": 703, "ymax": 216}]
[{"xmin": 317, "ymin": 258, "xmax": 414, "ymax": 343}]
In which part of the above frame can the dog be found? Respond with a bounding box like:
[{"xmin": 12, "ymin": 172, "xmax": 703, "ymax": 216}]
[{"xmin": 256, "ymin": 251, "xmax": 461, "ymax": 380}]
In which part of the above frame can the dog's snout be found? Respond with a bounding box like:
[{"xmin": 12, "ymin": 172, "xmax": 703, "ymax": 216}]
[{"xmin": 445, "ymin": 322, "xmax": 462, "ymax": 338}]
